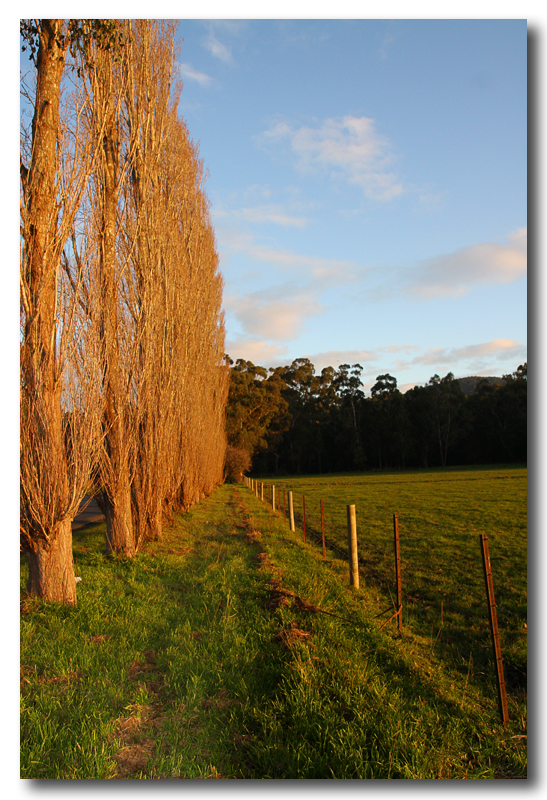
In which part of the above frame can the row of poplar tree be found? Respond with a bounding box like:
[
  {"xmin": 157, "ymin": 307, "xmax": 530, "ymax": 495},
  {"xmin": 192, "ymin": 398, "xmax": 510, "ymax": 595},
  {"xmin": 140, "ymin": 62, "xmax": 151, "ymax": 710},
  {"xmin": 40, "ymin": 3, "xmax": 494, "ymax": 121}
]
[
  {"xmin": 20, "ymin": 20, "xmax": 228, "ymax": 605},
  {"xmin": 225, "ymin": 358, "xmax": 527, "ymax": 477}
]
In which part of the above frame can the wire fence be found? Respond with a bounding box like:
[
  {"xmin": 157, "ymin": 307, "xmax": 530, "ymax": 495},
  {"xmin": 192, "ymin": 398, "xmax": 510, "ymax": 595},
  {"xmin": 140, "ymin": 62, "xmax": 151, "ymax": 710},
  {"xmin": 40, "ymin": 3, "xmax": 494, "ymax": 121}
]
[{"xmin": 243, "ymin": 475, "xmax": 523, "ymax": 725}]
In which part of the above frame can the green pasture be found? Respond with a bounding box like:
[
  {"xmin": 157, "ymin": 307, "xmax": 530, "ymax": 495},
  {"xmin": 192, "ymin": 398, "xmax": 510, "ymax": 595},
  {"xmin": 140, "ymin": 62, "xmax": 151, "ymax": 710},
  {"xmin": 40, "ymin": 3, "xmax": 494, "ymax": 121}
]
[
  {"xmin": 258, "ymin": 467, "xmax": 527, "ymax": 708},
  {"xmin": 20, "ymin": 468, "xmax": 527, "ymax": 778}
]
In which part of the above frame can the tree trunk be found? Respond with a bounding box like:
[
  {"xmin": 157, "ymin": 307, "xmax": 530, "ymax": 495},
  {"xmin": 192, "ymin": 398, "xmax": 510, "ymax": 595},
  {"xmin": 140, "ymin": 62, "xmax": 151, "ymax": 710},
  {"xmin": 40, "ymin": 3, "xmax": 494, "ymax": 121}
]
[
  {"xmin": 95, "ymin": 54, "xmax": 137, "ymax": 556},
  {"xmin": 26, "ymin": 519, "xmax": 76, "ymax": 605},
  {"xmin": 20, "ymin": 21, "xmax": 78, "ymax": 604},
  {"xmin": 146, "ymin": 501, "xmax": 163, "ymax": 542},
  {"xmin": 103, "ymin": 482, "xmax": 135, "ymax": 557}
]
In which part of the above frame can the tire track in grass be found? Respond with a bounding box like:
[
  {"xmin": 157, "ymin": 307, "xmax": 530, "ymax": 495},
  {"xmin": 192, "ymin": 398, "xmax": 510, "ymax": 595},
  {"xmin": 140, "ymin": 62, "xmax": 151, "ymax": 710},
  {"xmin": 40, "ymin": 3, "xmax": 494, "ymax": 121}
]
[{"xmin": 107, "ymin": 485, "xmax": 304, "ymax": 778}]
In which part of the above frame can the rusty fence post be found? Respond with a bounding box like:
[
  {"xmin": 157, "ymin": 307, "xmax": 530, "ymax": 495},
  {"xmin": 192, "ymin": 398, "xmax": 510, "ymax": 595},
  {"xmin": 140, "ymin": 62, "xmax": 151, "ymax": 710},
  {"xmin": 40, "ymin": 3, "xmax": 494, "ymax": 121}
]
[
  {"xmin": 393, "ymin": 514, "xmax": 403, "ymax": 632},
  {"xmin": 479, "ymin": 533, "xmax": 509, "ymax": 725},
  {"xmin": 320, "ymin": 499, "xmax": 326, "ymax": 558},
  {"xmin": 302, "ymin": 495, "xmax": 306, "ymax": 542},
  {"xmin": 346, "ymin": 504, "xmax": 359, "ymax": 589},
  {"xmin": 288, "ymin": 491, "xmax": 295, "ymax": 532}
]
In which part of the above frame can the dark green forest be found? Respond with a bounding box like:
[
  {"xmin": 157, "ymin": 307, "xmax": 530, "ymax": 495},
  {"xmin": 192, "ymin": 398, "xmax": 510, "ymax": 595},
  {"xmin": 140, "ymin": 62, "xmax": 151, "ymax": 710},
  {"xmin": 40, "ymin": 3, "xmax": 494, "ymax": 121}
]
[{"xmin": 224, "ymin": 358, "xmax": 527, "ymax": 478}]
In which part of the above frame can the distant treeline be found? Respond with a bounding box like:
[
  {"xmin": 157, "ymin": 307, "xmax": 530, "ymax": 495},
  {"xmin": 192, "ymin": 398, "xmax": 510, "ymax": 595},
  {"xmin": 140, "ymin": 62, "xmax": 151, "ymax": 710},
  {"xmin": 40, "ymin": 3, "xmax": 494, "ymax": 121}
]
[{"xmin": 225, "ymin": 358, "xmax": 527, "ymax": 477}]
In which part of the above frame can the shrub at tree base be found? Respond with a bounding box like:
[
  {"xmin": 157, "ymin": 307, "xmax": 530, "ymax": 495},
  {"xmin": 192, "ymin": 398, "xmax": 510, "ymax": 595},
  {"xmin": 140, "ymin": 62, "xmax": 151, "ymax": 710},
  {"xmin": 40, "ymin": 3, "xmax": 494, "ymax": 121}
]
[{"xmin": 224, "ymin": 446, "xmax": 252, "ymax": 484}]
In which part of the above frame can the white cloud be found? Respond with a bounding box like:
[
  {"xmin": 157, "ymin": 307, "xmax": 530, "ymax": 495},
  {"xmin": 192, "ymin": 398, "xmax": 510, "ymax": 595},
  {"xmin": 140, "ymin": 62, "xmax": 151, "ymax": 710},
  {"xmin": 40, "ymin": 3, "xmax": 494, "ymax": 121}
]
[
  {"xmin": 217, "ymin": 227, "xmax": 361, "ymax": 285},
  {"xmin": 178, "ymin": 62, "xmax": 213, "ymax": 87},
  {"xmin": 205, "ymin": 36, "xmax": 232, "ymax": 63},
  {"xmin": 303, "ymin": 344, "xmax": 422, "ymax": 376},
  {"xmin": 363, "ymin": 228, "xmax": 527, "ymax": 303},
  {"xmin": 202, "ymin": 21, "xmax": 246, "ymax": 64},
  {"xmin": 408, "ymin": 339, "xmax": 522, "ymax": 366},
  {"xmin": 305, "ymin": 340, "xmax": 526, "ymax": 386},
  {"xmin": 404, "ymin": 228, "xmax": 527, "ymax": 300},
  {"xmin": 302, "ymin": 349, "xmax": 378, "ymax": 371},
  {"xmin": 507, "ymin": 227, "xmax": 527, "ymax": 249},
  {"xmin": 211, "ymin": 185, "xmax": 316, "ymax": 230},
  {"xmin": 237, "ymin": 205, "xmax": 309, "ymax": 228},
  {"xmin": 225, "ymin": 286, "xmax": 323, "ymax": 340},
  {"xmin": 259, "ymin": 115, "xmax": 403, "ymax": 201},
  {"xmin": 225, "ymin": 338, "xmax": 289, "ymax": 366}
]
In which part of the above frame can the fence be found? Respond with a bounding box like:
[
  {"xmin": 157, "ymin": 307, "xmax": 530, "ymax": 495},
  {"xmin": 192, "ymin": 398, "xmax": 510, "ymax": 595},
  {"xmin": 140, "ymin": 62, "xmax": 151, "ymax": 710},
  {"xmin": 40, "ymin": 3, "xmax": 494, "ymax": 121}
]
[{"xmin": 243, "ymin": 475, "xmax": 512, "ymax": 725}]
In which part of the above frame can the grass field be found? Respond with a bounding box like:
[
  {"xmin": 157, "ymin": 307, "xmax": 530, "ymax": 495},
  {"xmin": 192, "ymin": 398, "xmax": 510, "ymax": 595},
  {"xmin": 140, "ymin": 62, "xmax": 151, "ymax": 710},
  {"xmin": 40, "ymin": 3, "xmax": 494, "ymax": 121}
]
[
  {"xmin": 20, "ymin": 467, "xmax": 527, "ymax": 779},
  {"xmin": 265, "ymin": 466, "xmax": 527, "ymax": 706}
]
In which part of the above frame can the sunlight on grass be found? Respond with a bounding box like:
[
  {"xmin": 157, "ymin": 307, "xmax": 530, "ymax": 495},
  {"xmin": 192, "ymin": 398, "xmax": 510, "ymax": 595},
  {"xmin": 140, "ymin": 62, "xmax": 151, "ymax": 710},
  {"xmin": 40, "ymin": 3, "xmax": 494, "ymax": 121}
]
[{"xmin": 21, "ymin": 471, "xmax": 526, "ymax": 779}]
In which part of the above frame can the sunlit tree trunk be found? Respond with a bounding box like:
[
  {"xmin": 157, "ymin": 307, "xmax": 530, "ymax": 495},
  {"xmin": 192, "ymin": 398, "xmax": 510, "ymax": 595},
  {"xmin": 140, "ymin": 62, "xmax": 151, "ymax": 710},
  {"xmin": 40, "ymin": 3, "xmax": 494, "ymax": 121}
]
[
  {"xmin": 20, "ymin": 20, "xmax": 109, "ymax": 603},
  {"xmin": 87, "ymin": 41, "xmax": 136, "ymax": 556},
  {"xmin": 20, "ymin": 20, "xmax": 74, "ymax": 600}
]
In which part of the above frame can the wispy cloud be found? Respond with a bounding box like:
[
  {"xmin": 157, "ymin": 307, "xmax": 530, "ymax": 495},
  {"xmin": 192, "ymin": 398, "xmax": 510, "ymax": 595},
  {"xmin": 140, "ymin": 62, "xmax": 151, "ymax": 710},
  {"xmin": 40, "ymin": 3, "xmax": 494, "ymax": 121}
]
[
  {"xmin": 302, "ymin": 348, "xmax": 379, "ymax": 369},
  {"xmin": 303, "ymin": 339, "xmax": 525, "ymax": 385},
  {"xmin": 204, "ymin": 35, "xmax": 232, "ymax": 63},
  {"xmin": 222, "ymin": 336, "xmax": 525, "ymax": 386},
  {"xmin": 217, "ymin": 227, "xmax": 361, "ymax": 285},
  {"xmin": 211, "ymin": 185, "xmax": 316, "ymax": 229},
  {"xmin": 224, "ymin": 284, "xmax": 323, "ymax": 340},
  {"xmin": 178, "ymin": 62, "xmax": 213, "ymax": 87},
  {"xmin": 259, "ymin": 115, "xmax": 403, "ymax": 201},
  {"xmin": 407, "ymin": 339, "xmax": 526, "ymax": 369},
  {"xmin": 201, "ymin": 20, "xmax": 247, "ymax": 64},
  {"xmin": 405, "ymin": 228, "xmax": 527, "ymax": 300},
  {"xmin": 365, "ymin": 228, "xmax": 527, "ymax": 302},
  {"xmin": 379, "ymin": 33, "xmax": 396, "ymax": 61},
  {"xmin": 225, "ymin": 338, "xmax": 289, "ymax": 365},
  {"xmin": 303, "ymin": 344, "xmax": 420, "ymax": 375},
  {"xmin": 385, "ymin": 339, "xmax": 526, "ymax": 383},
  {"xmin": 220, "ymin": 204, "xmax": 310, "ymax": 228}
]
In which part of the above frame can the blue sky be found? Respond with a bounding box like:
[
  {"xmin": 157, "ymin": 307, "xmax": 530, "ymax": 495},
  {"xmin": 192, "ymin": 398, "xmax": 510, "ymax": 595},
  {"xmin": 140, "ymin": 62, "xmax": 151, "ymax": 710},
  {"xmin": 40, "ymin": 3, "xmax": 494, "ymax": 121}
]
[
  {"xmin": 172, "ymin": 15, "xmax": 527, "ymax": 391},
  {"xmin": 15, "ymin": 10, "xmax": 528, "ymax": 394}
]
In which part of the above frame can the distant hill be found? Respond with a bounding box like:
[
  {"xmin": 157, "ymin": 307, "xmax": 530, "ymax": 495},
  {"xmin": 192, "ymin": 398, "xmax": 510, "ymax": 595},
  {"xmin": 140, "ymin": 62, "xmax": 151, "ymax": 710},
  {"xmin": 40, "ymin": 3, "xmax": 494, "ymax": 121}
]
[{"xmin": 456, "ymin": 375, "xmax": 505, "ymax": 395}]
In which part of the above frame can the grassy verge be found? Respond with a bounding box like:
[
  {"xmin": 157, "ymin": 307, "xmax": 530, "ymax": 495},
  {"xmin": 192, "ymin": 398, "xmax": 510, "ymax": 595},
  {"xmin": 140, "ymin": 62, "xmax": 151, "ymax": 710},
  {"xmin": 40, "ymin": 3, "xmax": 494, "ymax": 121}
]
[{"xmin": 20, "ymin": 480, "xmax": 526, "ymax": 778}]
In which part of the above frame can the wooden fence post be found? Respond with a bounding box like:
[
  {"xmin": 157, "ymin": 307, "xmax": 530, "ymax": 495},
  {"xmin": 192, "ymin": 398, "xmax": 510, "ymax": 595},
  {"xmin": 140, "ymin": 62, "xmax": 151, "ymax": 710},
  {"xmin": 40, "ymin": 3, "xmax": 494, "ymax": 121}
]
[
  {"xmin": 302, "ymin": 495, "xmax": 306, "ymax": 542},
  {"xmin": 321, "ymin": 499, "xmax": 326, "ymax": 558},
  {"xmin": 346, "ymin": 504, "xmax": 359, "ymax": 589},
  {"xmin": 272, "ymin": 485, "xmax": 276, "ymax": 512},
  {"xmin": 261, "ymin": 482, "xmax": 264, "ymax": 501},
  {"xmin": 288, "ymin": 491, "xmax": 295, "ymax": 532},
  {"xmin": 393, "ymin": 514, "xmax": 403, "ymax": 632},
  {"xmin": 479, "ymin": 534, "xmax": 509, "ymax": 725}
]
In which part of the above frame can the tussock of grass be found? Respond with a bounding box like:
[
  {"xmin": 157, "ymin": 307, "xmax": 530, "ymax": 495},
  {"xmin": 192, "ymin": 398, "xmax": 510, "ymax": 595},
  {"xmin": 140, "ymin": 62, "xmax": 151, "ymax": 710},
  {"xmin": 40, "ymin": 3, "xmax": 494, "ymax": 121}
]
[{"xmin": 21, "ymin": 472, "xmax": 526, "ymax": 778}]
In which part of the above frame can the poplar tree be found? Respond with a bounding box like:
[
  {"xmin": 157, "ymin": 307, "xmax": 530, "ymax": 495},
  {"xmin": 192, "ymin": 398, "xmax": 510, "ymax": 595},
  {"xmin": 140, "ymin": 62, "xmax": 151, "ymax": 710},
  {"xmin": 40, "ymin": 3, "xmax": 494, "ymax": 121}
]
[
  {"xmin": 20, "ymin": 20, "xmax": 123, "ymax": 602},
  {"xmin": 21, "ymin": 19, "xmax": 229, "ymax": 589}
]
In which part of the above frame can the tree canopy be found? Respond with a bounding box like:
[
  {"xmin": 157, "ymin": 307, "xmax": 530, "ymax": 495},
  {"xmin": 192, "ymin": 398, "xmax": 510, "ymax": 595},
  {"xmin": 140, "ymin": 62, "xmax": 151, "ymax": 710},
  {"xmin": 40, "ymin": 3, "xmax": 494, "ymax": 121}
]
[{"xmin": 224, "ymin": 358, "xmax": 527, "ymax": 475}]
